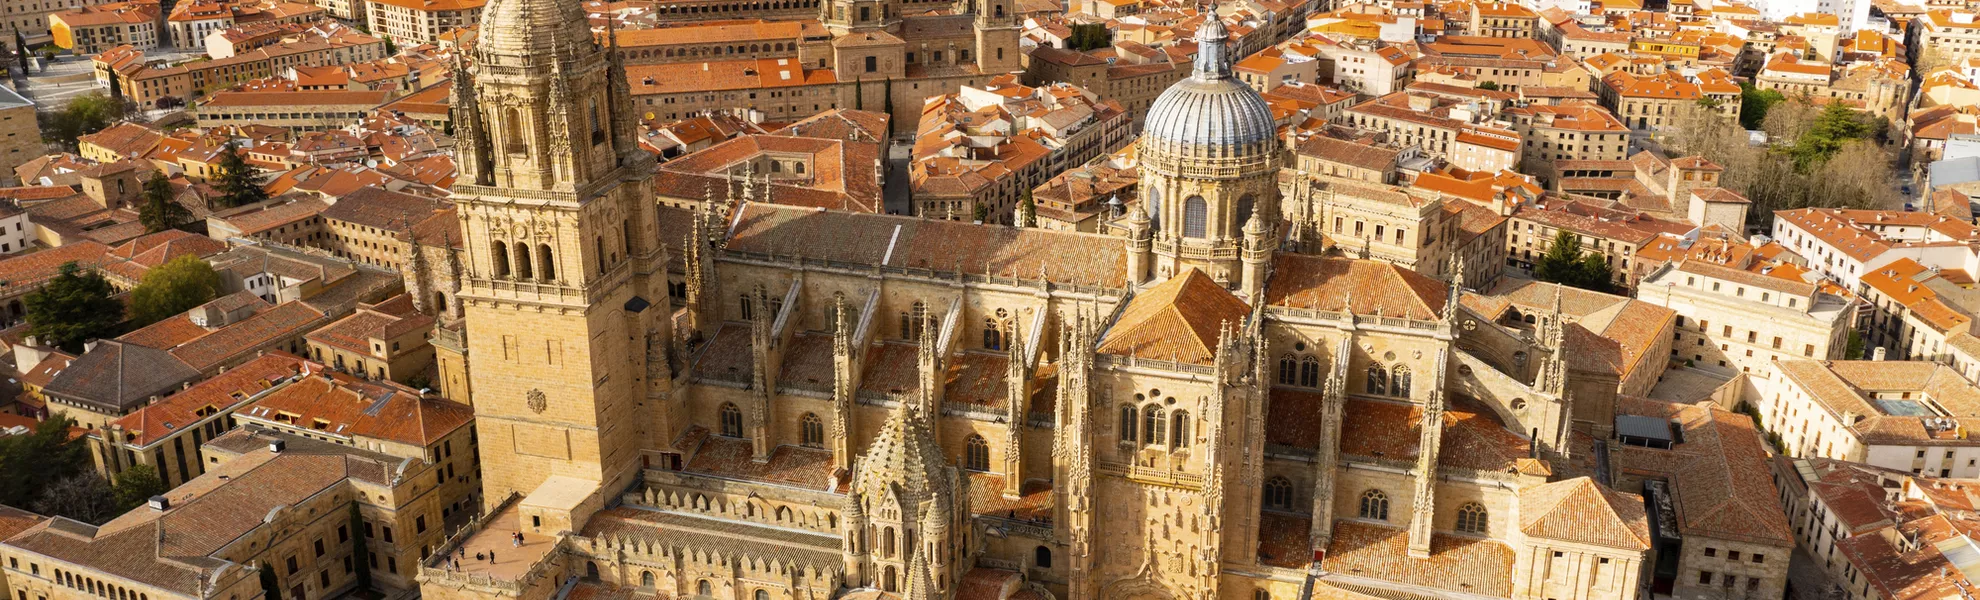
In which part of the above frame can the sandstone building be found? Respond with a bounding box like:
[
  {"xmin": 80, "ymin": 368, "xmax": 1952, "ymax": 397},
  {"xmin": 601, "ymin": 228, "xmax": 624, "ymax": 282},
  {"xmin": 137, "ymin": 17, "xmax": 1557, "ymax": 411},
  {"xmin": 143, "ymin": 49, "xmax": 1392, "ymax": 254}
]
[{"xmin": 400, "ymin": 3, "xmax": 1793, "ymax": 600}]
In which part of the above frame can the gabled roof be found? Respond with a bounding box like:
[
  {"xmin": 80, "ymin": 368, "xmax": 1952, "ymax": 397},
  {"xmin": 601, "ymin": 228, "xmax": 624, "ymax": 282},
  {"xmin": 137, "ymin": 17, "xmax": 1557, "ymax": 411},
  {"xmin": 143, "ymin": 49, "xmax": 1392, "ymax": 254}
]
[
  {"xmin": 1518, "ymin": 476, "xmax": 1653, "ymax": 550},
  {"xmin": 1096, "ymin": 268, "xmax": 1249, "ymax": 364},
  {"xmin": 41, "ymin": 341, "xmax": 202, "ymax": 415},
  {"xmin": 1264, "ymin": 254, "xmax": 1447, "ymax": 320}
]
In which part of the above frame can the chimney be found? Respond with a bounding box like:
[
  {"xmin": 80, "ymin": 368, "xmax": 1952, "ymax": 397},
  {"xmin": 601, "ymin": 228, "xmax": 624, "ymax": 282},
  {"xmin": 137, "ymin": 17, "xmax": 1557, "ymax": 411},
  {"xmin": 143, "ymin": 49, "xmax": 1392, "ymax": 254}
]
[
  {"xmin": 148, "ymin": 495, "xmax": 170, "ymax": 511},
  {"xmin": 1874, "ymin": 346, "xmax": 1888, "ymax": 361},
  {"xmin": 268, "ymin": 439, "xmax": 286, "ymax": 453},
  {"xmin": 1668, "ymin": 418, "xmax": 1685, "ymax": 444}
]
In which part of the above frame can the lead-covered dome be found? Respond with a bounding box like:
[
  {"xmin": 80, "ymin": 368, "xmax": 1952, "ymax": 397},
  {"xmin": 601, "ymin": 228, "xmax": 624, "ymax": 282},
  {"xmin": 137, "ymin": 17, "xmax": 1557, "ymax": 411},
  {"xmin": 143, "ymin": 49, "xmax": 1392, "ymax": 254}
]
[
  {"xmin": 476, "ymin": 0, "xmax": 596, "ymax": 65},
  {"xmin": 1140, "ymin": 16, "xmax": 1277, "ymax": 156}
]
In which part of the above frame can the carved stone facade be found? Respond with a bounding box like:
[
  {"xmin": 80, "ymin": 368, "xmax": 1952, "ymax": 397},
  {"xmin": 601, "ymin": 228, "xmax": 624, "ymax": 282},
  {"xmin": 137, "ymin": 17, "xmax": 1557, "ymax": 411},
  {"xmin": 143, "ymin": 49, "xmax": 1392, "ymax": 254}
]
[{"xmin": 414, "ymin": 2, "xmax": 1785, "ymax": 599}]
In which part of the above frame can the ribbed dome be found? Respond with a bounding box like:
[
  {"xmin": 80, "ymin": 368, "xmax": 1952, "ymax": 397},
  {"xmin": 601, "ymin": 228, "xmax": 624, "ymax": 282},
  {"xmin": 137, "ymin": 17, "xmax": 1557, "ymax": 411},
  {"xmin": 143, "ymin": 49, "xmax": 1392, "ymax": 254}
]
[
  {"xmin": 1140, "ymin": 13, "xmax": 1277, "ymax": 153},
  {"xmin": 1142, "ymin": 77, "xmax": 1277, "ymax": 151},
  {"xmin": 476, "ymin": 0, "xmax": 595, "ymax": 63}
]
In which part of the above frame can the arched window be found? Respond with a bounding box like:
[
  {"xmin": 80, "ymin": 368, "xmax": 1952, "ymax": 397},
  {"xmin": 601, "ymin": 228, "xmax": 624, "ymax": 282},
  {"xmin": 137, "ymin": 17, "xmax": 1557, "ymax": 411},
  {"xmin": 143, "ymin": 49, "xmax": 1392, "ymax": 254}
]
[
  {"xmin": 1392, "ymin": 365, "xmax": 1412, "ymax": 398},
  {"xmin": 1119, "ymin": 404, "xmax": 1138, "ymax": 443},
  {"xmin": 1456, "ymin": 502, "xmax": 1489, "ymax": 534},
  {"xmin": 514, "ymin": 242, "xmax": 534, "ymax": 280},
  {"xmin": 1263, "ymin": 476, "xmax": 1293, "ymax": 510},
  {"xmin": 795, "ymin": 162, "xmax": 806, "ymax": 174},
  {"xmin": 623, "ymin": 219, "xmax": 634, "ymax": 256},
  {"xmin": 490, "ymin": 241, "xmax": 510, "ymax": 277},
  {"xmin": 719, "ymin": 403, "xmax": 743, "ymax": 437},
  {"xmin": 882, "ymin": 527, "xmax": 897, "ymax": 558},
  {"xmin": 640, "ymin": 571, "xmax": 655, "ymax": 587},
  {"xmin": 1300, "ymin": 356, "xmax": 1321, "ymax": 387},
  {"xmin": 1146, "ymin": 187, "xmax": 1163, "ymax": 229},
  {"xmin": 537, "ymin": 244, "xmax": 555, "ymax": 281},
  {"xmin": 1365, "ymin": 365, "xmax": 1388, "ymax": 395},
  {"xmin": 595, "ymin": 236, "xmax": 607, "ymax": 274},
  {"xmin": 1255, "ymin": 590, "xmax": 1272, "ymax": 600},
  {"xmin": 1278, "ymin": 354, "xmax": 1297, "ymax": 385},
  {"xmin": 584, "ymin": 561, "xmax": 600, "ymax": 580},
  {"xmin": 504, "ymin": 108, "xmax": 525, "ymax": 153},
  {"xmin": 1035, "ymin": 545, "xmax": 1052, "ymax": 568},
  {"xmin": 1143, "ymin": 405, "xmax": 1167, "ymax": 447},
  {"xmin": 884, "ymin": 565, "xmax": 898, "ymax": 592},
  {"xmin": 698, "ymin": 581, "xmax": 712, "ymax": 596},
  {"xmin": 902, "ymin": 301, "xmax": 927, "ymax": 340},
  {"xmin": 1182, "ymin": 196, "xmax": 1208, "ymax": 238},
  {"xmin": 1171, "ymin": 411, "xmax": 1191, "ymax": 448},
  {"xmin": 964, "ymin": 434, "xmax": 990, "ymax": 471},
  {"xmin": 588, "ymin": 99, "xmax": 605, "ymax": 144},
  {"xmin": 1359, "ymin": 489, "xmax": 1389, "ymax": 521},
  {"xmin": 983, "ymin": 317, "xmax": 1002, "ymax": 350},
  {"xmin": 755, "ymin": 591, "xmax": 769, "ymax": 600},
  {"xmin": 800, "ymin": 413, "xmax": 824, "ymax": 447}
]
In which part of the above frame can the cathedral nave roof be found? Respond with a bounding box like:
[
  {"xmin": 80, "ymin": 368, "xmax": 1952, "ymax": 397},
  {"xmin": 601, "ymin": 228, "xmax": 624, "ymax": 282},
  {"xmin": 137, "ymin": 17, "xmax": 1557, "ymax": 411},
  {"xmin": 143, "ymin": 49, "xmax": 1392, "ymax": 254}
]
[
  {"xmin": 1262, "ymin": 255, "xmax": 1448, "ymax": 320},
  {"xmin": 1096, "ymin": 268, "xmax": 1250, "ymax": 365},
  {"xmin": 725, "ymin": 203, "xmax": 1128, "ymax": 289}
]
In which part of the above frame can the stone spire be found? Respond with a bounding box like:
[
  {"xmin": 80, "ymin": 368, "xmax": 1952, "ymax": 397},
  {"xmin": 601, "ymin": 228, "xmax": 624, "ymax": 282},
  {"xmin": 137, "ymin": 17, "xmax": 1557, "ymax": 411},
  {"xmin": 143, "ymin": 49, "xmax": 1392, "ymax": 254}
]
[
  {"xmin": 748, "ymin": 287, "xmax": 775, "ymax": 461},
  {"xmin": 1192, "ymin": 2, "xmax": 1232, "ymax": 80},
  {"xmin": 916, "ymin": 309, "xmax": 943, "ymax": 424},
  {"xmin": 1407, "ymin": 346, "xmax": 1451, "ymax": 558},
  {"xmin": 1052, "ymin": 307, "xmax": 1099, "ymax": 599},
  {"xmin": 1002, "ymin": 316, "xmax": 1029, "ymax": 497},
  {"xmin": 831, "ymin": 296, "xmax": 857, "ymax": 470},
  {"xmin": 1442, "ymin": 254, "xmax": 1465, "ymax": 325},
  {"xmin": 448, "ymin": 51, "xmax": 492, "ymax": 186},
  {"xmin": 1309, "ymin": 333, "xmax": 1353, "ymax": 549}
]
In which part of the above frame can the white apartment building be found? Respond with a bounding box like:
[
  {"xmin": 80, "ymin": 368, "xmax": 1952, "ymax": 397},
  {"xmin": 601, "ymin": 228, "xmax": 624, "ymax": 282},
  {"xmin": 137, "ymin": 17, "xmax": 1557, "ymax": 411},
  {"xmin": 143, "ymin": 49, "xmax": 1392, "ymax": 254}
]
[
  {"xmin": 1772, "ymin": 208, "xmax": 1980, "ymax": 295},
  {"xmin": 1766, "ymin": 359, "xmax": 1980, "ymax": 478},
  {"xmin": 1639, "ymin": 256, "xmax": 1856, "ymax": 386}
]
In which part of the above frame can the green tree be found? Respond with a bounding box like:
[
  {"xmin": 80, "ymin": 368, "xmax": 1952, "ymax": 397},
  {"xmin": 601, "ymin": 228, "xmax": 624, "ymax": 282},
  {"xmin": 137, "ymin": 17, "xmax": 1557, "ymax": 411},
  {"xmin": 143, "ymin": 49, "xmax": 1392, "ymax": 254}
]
[
  {"xmin": 128, "ymin": 255, "xmax": 221, "ymax": 326},
  {"xmin": 1738, "ymin": 83, "xmax": 1785, "ymax": 130},
  {"xmin": 1846, "ymin": 330, "xmax": 1866, "ymax": 359},
  {"xmin": 1476, "ymin": 81, "xmax": 1501, "ymax": 91},
  {"xmin": 137, "ymin": 172, "xmax": 193, "ymax": 233},
  {"xmin": 382, "ymin": 35, "xmax": 396, "ymax": 55},
  {"xmin": 1532, "ymin": 230, "xmax": 1613, "ymax": 293},
  {"xmin": 39, "ymin": 92, "xmax": 124, "ymax": 149},
  {"xmin": 212, "ymin": 141, "xmax": 268, "ymax": 209},
  {"xmin": 1016, "ymin": 191, "xmax": 1036, "ymax": 227},
  {"xmin": 258, "ymin": 561, "xmax": 281, "ymax": 600},
  {"xmin": 30, "ymin": 473, "xmax": 118, "ymax": 524},
  {"xmin": 1068, "ymin": 23, "xmax": 1111, "ymax": 51},
  {"xmin": 0, "ymin": 414, "xmax": 90, "ymax": 507},
  {"xmin": 110, "ymin": 464, "xmax": 165, "ymax": 512},
  {"xmin": 1789, "ymin": 101, "xmax": 1873, "ymax": 169},
  {"xmin": 24, "ymin": 262, "xmax": 124, "ymax": 353}
]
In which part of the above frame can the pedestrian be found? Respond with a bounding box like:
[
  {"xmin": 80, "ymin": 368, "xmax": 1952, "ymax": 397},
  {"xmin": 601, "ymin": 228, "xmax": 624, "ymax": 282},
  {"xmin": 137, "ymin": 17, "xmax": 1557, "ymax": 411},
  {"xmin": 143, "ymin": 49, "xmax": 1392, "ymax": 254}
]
[
  {"xmin": 490, "ymin": 550, "xmax": 496, "ymax": 564},
  {"xmin": 513, "ymin": 532, "xmax": 521, "ymax": 547},
  {"xmin": 475, "ymin": 551, "xmax": 485, "ymax": 561}
]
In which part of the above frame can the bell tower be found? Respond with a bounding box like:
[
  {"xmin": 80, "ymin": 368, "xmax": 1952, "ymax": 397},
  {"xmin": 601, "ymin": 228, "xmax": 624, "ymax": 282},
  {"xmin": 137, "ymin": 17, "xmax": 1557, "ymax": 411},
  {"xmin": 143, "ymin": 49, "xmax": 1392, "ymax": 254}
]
[{"xmin": 452, "ymin": 0, "xmax": 670, "ymax": 516}]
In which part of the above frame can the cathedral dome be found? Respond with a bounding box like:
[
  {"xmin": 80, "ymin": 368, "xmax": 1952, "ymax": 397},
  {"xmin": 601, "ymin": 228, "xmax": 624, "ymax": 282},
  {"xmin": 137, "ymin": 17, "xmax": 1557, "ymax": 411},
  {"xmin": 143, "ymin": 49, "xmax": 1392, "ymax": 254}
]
[
  {"xmin": 1140, "ymin": 16, "xmax": 1277, "ymax": 157},
  {"xmin": 476, "ymin": 0, "xmax": 596, "ymax": 63}
]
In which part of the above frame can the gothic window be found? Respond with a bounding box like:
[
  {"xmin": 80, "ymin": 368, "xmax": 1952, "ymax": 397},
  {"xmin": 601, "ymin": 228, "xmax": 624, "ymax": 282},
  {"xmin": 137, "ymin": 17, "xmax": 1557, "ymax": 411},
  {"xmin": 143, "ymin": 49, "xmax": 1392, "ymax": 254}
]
[
  {"xmin": 801, "ymin": 413, "xmax": 824, "ymax": 447},
  {"xmin": 640, "ymin": 571, "xmax": 654, "ymax": 587},
  {"xmin": 904, "ymin": 301, "xmax": 927, "ymax": 340},
  {"xmin": 1143, "ymin": 405, "xmax": 1166, "ymax": 447},
  {"xmin": 513, "ymin": 242, "xmax": 534, "ymax": 279},
  {"xmin": 1359, "ymin": 489, "xmax": 1389, "ymax": 521},
  {"xmin": 1171, "ymin": 411, "xmax": 1190, "ymax": 448},
  {"xmin": 1119, "ymin": 405, "xmax": 1138, "ymax": 444},
  {"xmin": 491, "ymin": 241, "xmax": 510, "ymax": 278},
  {"xmin": 589, "ymin": 99, "xmax": 605, "ymax": 145},
  {"xmin": 1183, "ymin": 196, "xmax": 1208, "ymax": 239},
  {"xmin": 719, "ymin": 403, "xmax": 743, "ymax": 437},
  {"xmin": 503, "ymin": 108, "xmax": 525, "ymax": 153},
  {"xmin": 698, "ymin": 581, "xmax": 711, "ymax": 596},
  {"xmin": 1299, "ymin": 356, "xmax": 1320, "ymax": 388},
  {"xmin": 1035, "ymin": 546, "xmax": 1052, "ymax": 568},
  {"xmin": 537, "ymin": 244, "xmax": 555, "ymax": 281},
  {"xmin": 1456, "ymin": 502, "xmax": 1489, "ymax": 534},
  {"xmin": 623, "ymin": 220, "xmax": 634, "ymax": 256},
  {"xmin": 1237, "ymin": 194, "xmax": 1255, "ymax": 227},
  {"xmin": 983, "ymin": 317, "xmax": 1002, "ymax": 350},
  {"xmin": 1263, "ymin": 476, "xmax": 1293, "ymax": 510},
  {"xmin": 755, "ymin": 591, "xmax": 769, "ymax": 600},
  {"xmin": 741, "ymin": 294, "xmax": 755, "ymax": 321},
  {"xmin": 884, "ymin": 566, "xmax": 898, "ymax": 592},
  {"xmin": 1277, "ymin": 354, "xmax": 1296, "ymax": 385},
  {"xmin": 1146, "ymin": 187, "xmax": 1162, "ymax": 230},
  {"xmin": 964, "ymin": 434, "xmax": 990, "ymax": 471},
  {"xmin": 1365, "ymin": 365, "xmax": 1388, "ymax": 395},
  {"xmin": 1391, "ymin": 365, "xmax": 1411, "ymax": 398},
  {"xmin": 882, "ymin": 527, "xmax": 897, "ymax": 558}
]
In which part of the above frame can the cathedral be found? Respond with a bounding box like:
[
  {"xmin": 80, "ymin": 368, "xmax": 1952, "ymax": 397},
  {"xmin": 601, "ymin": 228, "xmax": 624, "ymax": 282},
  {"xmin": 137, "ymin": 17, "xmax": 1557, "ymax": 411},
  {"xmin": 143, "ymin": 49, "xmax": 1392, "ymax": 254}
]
[{"xmin": 414, "ymin": 2, "xmax": 1692, "ymax": 599}]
